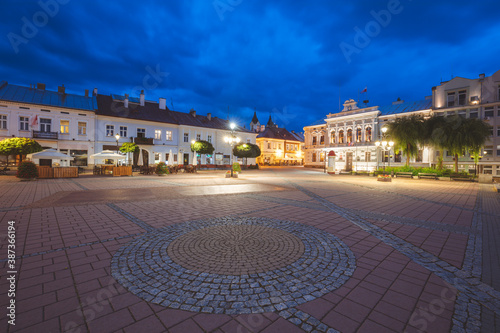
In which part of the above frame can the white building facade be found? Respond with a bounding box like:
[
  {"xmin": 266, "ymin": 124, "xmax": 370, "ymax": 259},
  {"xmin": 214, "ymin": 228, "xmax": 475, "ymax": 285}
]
[
  {"xmin": 304, "ymin": 99, "xmax": 433, "ymax": 172},
  {"xmin": 432, "ymin": 70, "xmax": 500, "ymax": 175},
  {"xmin": 0, "ymin": 82, "xmax": 96, "ymax": 166},
  {"xmin": 95, "ymin": 93, "xmax": 257, "ymax": 167}
]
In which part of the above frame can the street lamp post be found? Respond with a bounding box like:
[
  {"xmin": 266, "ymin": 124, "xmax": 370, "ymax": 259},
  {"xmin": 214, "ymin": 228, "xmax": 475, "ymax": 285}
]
[
  {"xmin": 375, "ymin": 127, "xmax": 394, "ymax": 174},
  {"xmin": 115, "ymin": 133, "xmax": 121, "ymax": 166},
  {"xmin": 224, "ymin": 123, "xmax": 240, "ymax": 177}
]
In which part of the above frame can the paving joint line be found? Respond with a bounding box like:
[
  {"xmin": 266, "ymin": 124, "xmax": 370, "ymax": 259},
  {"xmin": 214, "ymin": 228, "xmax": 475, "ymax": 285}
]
[{"xmin": 106, "ymin": 203, "xmax": 156, "ymax": 232}]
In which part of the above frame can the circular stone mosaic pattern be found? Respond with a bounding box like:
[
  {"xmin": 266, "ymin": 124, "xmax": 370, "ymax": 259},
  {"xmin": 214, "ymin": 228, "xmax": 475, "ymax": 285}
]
[
  {"xmin": 168, "ymin": 224, "xmax": 305, "ymax": 275},
  {"xmin": 111, "ymin": 217, "xmax": 356, "ymax": 315}
]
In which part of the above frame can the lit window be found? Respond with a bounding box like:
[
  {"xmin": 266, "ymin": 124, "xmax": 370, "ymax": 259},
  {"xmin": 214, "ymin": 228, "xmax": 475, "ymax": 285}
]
[
  {"xmin": 19, "ymin": 116, "xmax": 29, "ymax": 131},
  {"xmin": 331, "ymin": 131, "xmax": 335, "ymax": 144},
  {"xmin": 365, "ymin": 127, "xmax": 372, "ymax": 142},
  {"xmin": 155, "ymin": 129, "xmax": 161, "ymax": 140},
  {"xmin": 356, "ymin": 128, "xmax": 362, "ymax": 142},
  {"xmin": 78, "ymin": 122, "xmax": 86, "ymax": 135},
  {"xmin": 106, "ymin": 125, "xmax": 114, "ymax": 136},
  {"xmin": 119, "ymin": 126, "xmax": 127, "ymax": 137},
  {"xmin": 346, "ymin": 129, "xmax": 352, "ymax": 143},
  {"xmin": 339, "ymin": 130, "xmax": 344, "ymax": 144},
  {"xmin": 0, "ymin": 114, "xmax": 7, "ymax": 129},
  {"xmin": 60, "ymin": 120, "xmax": 69, "ymax": 134},
  {"xmin": 165, "ymin": 131, "xmax": 172, "ymax": 141}
]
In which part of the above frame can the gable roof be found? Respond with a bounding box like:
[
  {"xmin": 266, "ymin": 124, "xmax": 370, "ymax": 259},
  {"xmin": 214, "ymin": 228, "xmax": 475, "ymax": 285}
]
[
  {"xmin": 257, "ymin": 126, "xmax": 303, "ymax": 142},
  {"xmin": 96, "ymin": 94, "xmax": 252, "ymax": 133},
  {"xmin": 0, "ymin": 81, "xmax": 97, "ymax": 111}
]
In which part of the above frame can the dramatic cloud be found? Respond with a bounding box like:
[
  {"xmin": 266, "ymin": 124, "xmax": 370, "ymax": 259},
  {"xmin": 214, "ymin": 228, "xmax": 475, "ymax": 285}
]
[{"xmin": 1, "ymin": 0, "xmax": 499, "ymax": 131}]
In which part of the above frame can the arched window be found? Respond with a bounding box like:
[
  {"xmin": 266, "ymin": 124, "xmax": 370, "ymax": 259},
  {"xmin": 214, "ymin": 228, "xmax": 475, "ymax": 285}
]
[
  {"xmin": 339, "ymin": 130, "xmax": 344, "ymax": 144},
  {"xmin": 356, "ymin": 128, "xmax": 362, "ymax": 142},
  {"xmin": 330, "ymin": 131, "xmax": 336, "ymax": 144},
  {"xmin": 346, "ymin": 129, "xmax": 352, "ymax": 144},
  {"xmin": 365, "ymin": 127, "xmax": 372, "ymax": 142}
]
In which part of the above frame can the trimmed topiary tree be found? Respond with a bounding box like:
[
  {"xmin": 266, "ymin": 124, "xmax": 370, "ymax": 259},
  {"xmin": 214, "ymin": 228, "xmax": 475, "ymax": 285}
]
[
  {"xmin": 0, "ymin": 138, "xmax": 43, "ymax": 165},
  {"xmin": 120, "ymin": 142, "xmax": 139, "ymax": 166},
  {"xmin": 232, "ymin": 143, "xmax": 261, "ymax": 165},
  {"xmin": 17, "ymin": 161, "xmax": 39, "ymax": 179}
]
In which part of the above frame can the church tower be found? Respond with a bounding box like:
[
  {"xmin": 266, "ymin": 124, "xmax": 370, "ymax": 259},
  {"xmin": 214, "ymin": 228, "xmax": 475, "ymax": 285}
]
[{"xmin": 250, "ymin": 110, "xmax": 260, "ymax": 132}]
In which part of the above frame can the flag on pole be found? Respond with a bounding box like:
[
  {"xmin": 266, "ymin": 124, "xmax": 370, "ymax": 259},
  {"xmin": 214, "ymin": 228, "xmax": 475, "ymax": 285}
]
[
  {"xmin": 30, "ymin": 115, "xmax": 38, "ymax": 127},
  {"xmin": 360, "ymin": 87, "xmax": 367, "ymax": 94}
]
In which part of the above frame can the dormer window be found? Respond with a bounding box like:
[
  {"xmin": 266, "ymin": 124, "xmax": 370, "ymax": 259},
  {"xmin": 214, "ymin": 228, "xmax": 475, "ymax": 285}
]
[{"xmin": 447, "ymin": 90, "xmax": 467, "ymax": 107}]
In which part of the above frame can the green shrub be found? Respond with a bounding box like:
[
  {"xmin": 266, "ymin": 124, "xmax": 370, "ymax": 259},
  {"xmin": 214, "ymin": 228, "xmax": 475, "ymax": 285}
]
[
  {"xmin": 232, "ymin": 162, "xmax": 241, "ymax": 173},
  {"xmin": 17, "ymin": 161, "xmax": 38, "ymax": 179},
  {"xmin": 155, "ymin": 162, "xmax": 169, "ymax": 175}
]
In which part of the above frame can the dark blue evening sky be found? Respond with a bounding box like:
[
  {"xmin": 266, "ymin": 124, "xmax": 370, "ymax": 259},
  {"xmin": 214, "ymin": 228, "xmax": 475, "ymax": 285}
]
[{"xmin": 1, "ymin": 0, "xmax": 499, "ymax": 132}]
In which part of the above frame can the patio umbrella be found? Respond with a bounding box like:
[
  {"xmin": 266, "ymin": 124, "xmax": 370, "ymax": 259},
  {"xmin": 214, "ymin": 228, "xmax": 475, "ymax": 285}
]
[
  {"xmin": 90, "ymin": 150, "xmax": 126, "ymax": 164},
  {"xmin": 137, "ymin": 148, "xmax": 143, "ymax": 166},
  {"xmin": 27, "ymin": 149, "xmax": 74, "ymax": 165},
  {"xmin": 168, "ymin": 149, "xmax": 174, "ymax": 165}
]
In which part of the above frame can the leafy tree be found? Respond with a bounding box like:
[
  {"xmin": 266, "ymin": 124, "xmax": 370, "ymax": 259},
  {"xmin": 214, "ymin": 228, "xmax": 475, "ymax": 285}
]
[
  {"xmin": 385, "ymin": 115, "xmax": 425, "ymax": 167},
  {"xmin": 439, "ymin": 116, "xmax": 491, "ymax": 172},
  {"xmin": 232, "ymin": 143, "xmax": 261, "ymax": 165},
  {"xmin": 0, "ymin": 138, "xmax": 43, "ymax": 165},
  {"xmin": 120, "ymin": 142, "xmax": 139, "ymax": 165},
  {"xmin": 423, "ymin": 115, "xmax": 448, "ymax": 170},
  {"xmin": 191, "ymin": 140, "xmax": 215, "ymax": 155}
]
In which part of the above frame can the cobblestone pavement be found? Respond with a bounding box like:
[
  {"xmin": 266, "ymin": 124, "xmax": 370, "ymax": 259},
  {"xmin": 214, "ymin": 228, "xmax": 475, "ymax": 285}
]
[{"xmin": 0, "ymin": 168, "xmax": 499, "ymax": 332}]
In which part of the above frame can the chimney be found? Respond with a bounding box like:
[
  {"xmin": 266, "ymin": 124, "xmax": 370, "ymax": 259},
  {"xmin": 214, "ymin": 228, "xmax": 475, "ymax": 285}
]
[
  {"xmin": 479, "ymin": 73, "xmax": 485, "ymax": 79},
  {"xmin": 124, "ymin": 94, "xmax": 129, "ymax": 108},
  {"xmin": 37, "ymin": 83, "xmax": 46, "ymax": 90},
  {"xmin": 58, "ymin": 84, "xmax": 65, "ymax": 94},
  {"xmin": 159, "ymin": 98, "xmax": 166, "ymax": 110},
  {"xmin": 140, "ymin": 90, "xmax": 145, "ymax": 106},
  {"xmin": 93, "ymin": 88, "xmax": 98, "ymax": 96},
  {"xmin": 207, "ymin": 113, "xmax": 211, "ymax": 121},
  {"xmin": 84, "ymin": 89, "xmax": 89, "ymax": 97},
  {"xmin": 189, "ymin": 108, "xmax": 196, "ymax": 117}
]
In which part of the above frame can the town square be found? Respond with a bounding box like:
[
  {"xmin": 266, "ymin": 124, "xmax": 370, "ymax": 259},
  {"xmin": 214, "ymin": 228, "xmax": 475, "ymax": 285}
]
[
  {"xmin": 1, "ymin": 1, "xmax": 500, "ymax": 332},
  {"xmin": 0, "ymin": 168, "xmax": 499, "ymax": 332}
]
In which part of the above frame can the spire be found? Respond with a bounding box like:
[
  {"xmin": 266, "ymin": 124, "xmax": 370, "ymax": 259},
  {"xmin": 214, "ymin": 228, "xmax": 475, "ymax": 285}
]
[
  {"xmin": 251, "ymin": 110, "xmax": 259, "ymax": 124},
  {"xmin": 266, "ymin": 115, "xmax": 275, "ymax": 127}
]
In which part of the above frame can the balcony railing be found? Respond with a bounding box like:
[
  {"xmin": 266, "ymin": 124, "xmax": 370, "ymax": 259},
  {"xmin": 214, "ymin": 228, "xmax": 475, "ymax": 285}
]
[
  {"xmin": 134, "ymin": 137, "xmax": 154, "ymax": 145},
  {"xmin": 32, "ymin": 130, "xmax": 58, "ymax": 139}
]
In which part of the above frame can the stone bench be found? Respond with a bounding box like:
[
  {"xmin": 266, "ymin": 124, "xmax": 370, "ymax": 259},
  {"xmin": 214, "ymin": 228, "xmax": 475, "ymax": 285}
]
[{"xmin": 451, "ymin": 173, "xmax": 474, "ymax": 181}]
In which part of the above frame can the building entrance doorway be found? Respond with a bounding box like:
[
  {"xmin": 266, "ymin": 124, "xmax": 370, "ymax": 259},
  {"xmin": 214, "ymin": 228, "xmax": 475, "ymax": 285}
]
[
  {"xmin": 346, "ymin": 152, "xmax": 353, "ymax": 171},
  {"xmin": 183, "ymin": 153, "xmax": 189, "ymax": 165}
]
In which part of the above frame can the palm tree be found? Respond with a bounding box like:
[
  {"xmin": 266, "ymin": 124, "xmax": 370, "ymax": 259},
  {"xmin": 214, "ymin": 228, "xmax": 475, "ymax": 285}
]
[
  {"xmin": 439, "ymin": 116, "xmax": 491, "ymax": 173},
  {"xmin": 385, "ymin": 115, "xmax": 425, "ymax": 167}
]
